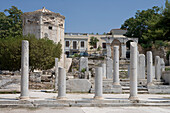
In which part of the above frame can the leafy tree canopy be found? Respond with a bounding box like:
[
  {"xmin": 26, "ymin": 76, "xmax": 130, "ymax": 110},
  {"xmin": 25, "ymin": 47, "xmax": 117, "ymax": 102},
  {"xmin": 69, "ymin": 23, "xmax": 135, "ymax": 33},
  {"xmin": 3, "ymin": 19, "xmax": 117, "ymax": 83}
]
[
  {"xmin": 121, "ymin": 0, "xmax": 170, "ymax": 48},
  {"xmin": 0, "ymin": 6, "xmax": 23, "ymax": 39},
  {"xmin": 89, "ymin": 36, "xmax": 99, "ymax": 50},
  {"xmin": 0, "ymin": 35, "xmax": 62, "ymax": 71}
]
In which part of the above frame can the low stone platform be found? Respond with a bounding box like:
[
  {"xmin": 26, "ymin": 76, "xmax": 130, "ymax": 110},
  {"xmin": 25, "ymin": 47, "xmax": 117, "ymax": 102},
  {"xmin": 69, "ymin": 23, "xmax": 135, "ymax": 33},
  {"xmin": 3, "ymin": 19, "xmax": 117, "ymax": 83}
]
[{"xmin": 0, "ymin": 90, "xmax": 170, "ymax": 107}]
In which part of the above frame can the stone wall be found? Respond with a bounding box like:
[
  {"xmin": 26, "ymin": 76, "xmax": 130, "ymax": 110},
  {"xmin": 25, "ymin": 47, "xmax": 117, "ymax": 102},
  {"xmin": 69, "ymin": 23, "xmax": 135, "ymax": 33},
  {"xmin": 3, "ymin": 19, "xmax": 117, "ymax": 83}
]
[{"xmin": 162, "ymin": 71, "xmax": 170, "ymax": 84}]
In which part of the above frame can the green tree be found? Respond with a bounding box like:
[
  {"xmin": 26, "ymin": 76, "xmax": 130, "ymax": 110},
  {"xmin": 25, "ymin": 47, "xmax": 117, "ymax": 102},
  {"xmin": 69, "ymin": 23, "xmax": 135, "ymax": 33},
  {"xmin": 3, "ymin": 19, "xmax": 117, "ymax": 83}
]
[
  {"xmin": 0, "ymin": 35, "xmax": 62, "ymax": 71},
  {"xmin": 121, "ymin": 1, "xmax": 170, "ymax": 48},
  {"xmin": 0, "ymin": 6, "xmax": 23, "ymax": 38},
  {"xmin": 121, "ymin": 6, "xmax": 162, "ymax": 47},
  {"xmin": 89, "ymin": 36, "xmax": 99, "ymax": 50}
]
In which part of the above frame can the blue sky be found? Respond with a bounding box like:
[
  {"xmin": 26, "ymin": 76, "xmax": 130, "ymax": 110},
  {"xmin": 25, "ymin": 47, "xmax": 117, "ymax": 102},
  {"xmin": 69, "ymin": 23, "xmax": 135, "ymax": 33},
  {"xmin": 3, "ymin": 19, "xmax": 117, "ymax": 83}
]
[{"xmin": 0, "ymin": 0, "xmax": 166, "ymax": 34}]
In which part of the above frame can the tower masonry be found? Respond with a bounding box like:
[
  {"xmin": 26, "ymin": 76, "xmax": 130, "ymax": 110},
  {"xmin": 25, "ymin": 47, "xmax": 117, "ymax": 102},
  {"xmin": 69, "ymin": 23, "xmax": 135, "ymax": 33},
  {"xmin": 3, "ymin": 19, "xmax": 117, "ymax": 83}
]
[{"xmin": 22, "ymin": 7, "xmax": 65, "ymax": 67}]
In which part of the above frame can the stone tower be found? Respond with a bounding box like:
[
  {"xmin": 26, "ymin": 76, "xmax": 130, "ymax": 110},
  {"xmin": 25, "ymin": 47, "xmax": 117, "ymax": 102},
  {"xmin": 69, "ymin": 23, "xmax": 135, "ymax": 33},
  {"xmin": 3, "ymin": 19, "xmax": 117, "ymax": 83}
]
[{"xmin": 22, "ymin": 7, "xmax": 65, "ymax": 67}]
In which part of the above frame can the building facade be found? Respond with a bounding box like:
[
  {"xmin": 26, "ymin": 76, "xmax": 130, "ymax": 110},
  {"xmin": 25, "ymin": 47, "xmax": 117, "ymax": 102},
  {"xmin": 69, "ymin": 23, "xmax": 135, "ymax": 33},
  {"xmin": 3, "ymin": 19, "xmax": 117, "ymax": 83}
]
[{"xmin": 64, "ymin": 29, "xmax": 138, "ymax": 59}]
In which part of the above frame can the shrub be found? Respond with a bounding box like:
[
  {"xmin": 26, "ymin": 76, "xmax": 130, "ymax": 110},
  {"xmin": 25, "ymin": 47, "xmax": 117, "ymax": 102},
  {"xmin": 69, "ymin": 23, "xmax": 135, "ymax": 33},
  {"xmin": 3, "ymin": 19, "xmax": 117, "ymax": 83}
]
[{"xmin": 0, "ymin": 35, "xmax": 62, "ymax": 71}]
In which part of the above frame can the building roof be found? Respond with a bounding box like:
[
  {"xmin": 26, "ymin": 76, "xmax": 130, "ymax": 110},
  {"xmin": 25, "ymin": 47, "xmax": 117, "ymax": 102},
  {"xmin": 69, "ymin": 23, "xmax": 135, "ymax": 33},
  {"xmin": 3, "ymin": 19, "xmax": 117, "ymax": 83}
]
[
  {"xmin": 110, "ymin": 29, "xmax": 127, "ymax": 35},
  {"xmin": 22, "ymin": 7, "xmax": 65, "ymax": 19}
]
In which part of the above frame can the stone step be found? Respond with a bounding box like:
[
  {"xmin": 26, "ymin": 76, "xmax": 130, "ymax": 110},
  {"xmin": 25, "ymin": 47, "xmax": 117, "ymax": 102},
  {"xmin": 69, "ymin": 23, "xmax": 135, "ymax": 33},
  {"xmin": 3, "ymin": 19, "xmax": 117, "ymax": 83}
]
[{"xmin": 122, "ymin": 90, "xmax": 149, "ymax": 94}]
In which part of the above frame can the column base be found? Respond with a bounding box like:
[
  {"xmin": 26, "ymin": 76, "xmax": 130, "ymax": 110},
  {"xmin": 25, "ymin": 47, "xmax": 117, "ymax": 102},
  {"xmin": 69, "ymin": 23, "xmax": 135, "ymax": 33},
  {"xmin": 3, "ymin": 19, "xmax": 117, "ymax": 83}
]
[
  {"xmin": 112, "ymin": 82, "xmax": 121, "ymax": 86},
  {"xmin": 94, "ymin": 96, "xmax": 103, "ymax": 100},
  {"xmin": 129, "ymin": 96, "xmax": 138, "ymax": 100},
  {"xmin": 19, "ymin": 96, "xmax": 29, "ymax": 100},
  {"xmin": 147, "ymin": 82, "xmax": 154, "ymax": 87},
  {"xmin": 57, "ymin": 96, "xmax": 67, "ymax": 100}
]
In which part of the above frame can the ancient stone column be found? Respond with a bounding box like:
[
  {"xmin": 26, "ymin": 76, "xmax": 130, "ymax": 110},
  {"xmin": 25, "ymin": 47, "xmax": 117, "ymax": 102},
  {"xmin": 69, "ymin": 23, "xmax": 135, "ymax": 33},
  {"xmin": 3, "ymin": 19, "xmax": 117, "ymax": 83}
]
[
  {"xmin": 129, "ymin": 42, "xmax": 138, "ymax": 100},
  {"xmin": 94, "ymin": 67, "xmax": 103, "ymax": 99},
  {"xmin": 147, "ymin": 51, "xmax": 153, "ymax": 85},
  {"xmin": 106, "ymin": 57, "xmax": 113, "ymax": 79},
  {"xmin": 138, "ymin": 54, "xmax": 145, "ymax": 79},
  {"xmin": 121, "ymin": 43, "xmax": 126, "ymax": 59},
  {"xmin": 57, "ymin": 67, "xmax": 66, "ymax": 99},
  {"xmin": 106, "ymin": 44, "xmax": 111, "ymax": 58},
  {"xmin": 20, "ymin": 40, "xmax": 29, "ymax": 100},
  {"xmin": 113, "ymin": 46, "xmax": 120, "ymax": 85},
  {"xmin": 127, "ymin": 65, "xmax": 130, "ymax": 78},
  {"xmin": 169, "ymin": 55, "xmax": 170, "ymax": 66},
  {"xmin": 101, "ymin": 63, "xmax": 106, "ymax": 78},
  {"xmin": 160, "ymin": 58, "xmax": 165, "ymax": 72},
  {"xmin": 54, "ymin": 58, "xmax": 58, "ymax": 91},
  {"xmin": 155, "ymin": 56, "xmax": 161, "ymax": 81},
  {"xmin": 152, "ymin": 66, "xmax": 155, "ymax": 79}
]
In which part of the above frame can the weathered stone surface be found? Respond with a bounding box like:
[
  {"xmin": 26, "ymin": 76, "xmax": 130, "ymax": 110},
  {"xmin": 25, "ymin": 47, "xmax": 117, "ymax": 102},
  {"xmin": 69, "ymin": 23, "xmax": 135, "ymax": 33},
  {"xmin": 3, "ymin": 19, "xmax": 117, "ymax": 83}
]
[
  {"xmin": 66, "ymin": 79, "xmax": 91, "ymax": 93},
  {"xmin": 147, "ymin": 51, "xmax": 153, "ymax": 85},
  {"xmin": 106, "ymin": 57, "xmax": 113, "ymax": 79},
  {"xmin": 152, "ymin": 66, "xmax": 155, "ymax": 79},
  {"xmin": 169, "ymin": 55, "xmax": 170, "ymax": 66},
  {"xmin": 113, "ymin": 46, "xmax": 120, "ymax": 86},
  {"xmin": 129, "ymin": 42, "xmax": 138, "ymax": 100},
  {"xmin": 106, "ymin": 44, "xmax": 112, "ymax": 58},
  {"xmin": 94, "ymin": 67, "xmax": 103, "ymax": 99},
  {"xmin": 54, "ymin": 58, "xmax": 58, "ymax": 91},
  {"xmin": 162, "ymin": 71, "xmax": 170, "ymax": 84},
  {"xmin": 155, "ymin": 56, "xmax": 161, "ymax": 80},
  {"xmin": 64, "ymin": 56, "xmax": 72, "ymax": 72},
  {"xmin": 20, "ymin": 40, "xmax": 29, "ymax": 99},
  {"xmin": 127, "ymin": 65, "xmax": 130, "ymax": 78},
  {"xmin": 29, "ymin": 72, "xmax": 41, "ymax": 83},
  {"xmin": 79, "ymin": 57, "xmax": 88, "ymax": 72},
  {"xmin": 101, "ymin": 63, "xmax": 106, "ymax": 78},
  {"xmin": 138, "ymin": 54, "xmax": 145, "ymax": 79},
  {"xmin": 160, "ymin": 58, "xmax": 165, "ymax": 72},
  {"xmin": 148, "ymin": 85, "xmax": 170, "ymax": 94},
  {"xmin": 58, "ymin": 67, "xmax": 66, "ymax": 99}
]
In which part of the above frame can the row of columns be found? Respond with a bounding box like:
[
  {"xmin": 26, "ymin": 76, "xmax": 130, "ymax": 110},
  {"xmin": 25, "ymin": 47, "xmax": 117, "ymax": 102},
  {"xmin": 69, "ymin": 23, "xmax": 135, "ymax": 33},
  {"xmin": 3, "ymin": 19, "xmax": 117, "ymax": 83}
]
[
  {"xmin": 20, "ymin": 40, "xmax": 165, "ymax": 101},
  {"xmin": 138, "ymin": 52, "xmax": 165, "ymax": 82},
  {"xmin": 20, "ymin": 40, "xmax": 67, "ymax": 100}
]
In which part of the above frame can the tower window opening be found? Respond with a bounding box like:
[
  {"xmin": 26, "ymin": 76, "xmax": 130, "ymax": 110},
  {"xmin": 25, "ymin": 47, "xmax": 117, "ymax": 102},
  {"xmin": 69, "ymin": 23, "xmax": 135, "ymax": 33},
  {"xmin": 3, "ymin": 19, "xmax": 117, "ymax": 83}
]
[{"xmin": 49, "ymin": 26, "xmax": 52, "ymax": 30}]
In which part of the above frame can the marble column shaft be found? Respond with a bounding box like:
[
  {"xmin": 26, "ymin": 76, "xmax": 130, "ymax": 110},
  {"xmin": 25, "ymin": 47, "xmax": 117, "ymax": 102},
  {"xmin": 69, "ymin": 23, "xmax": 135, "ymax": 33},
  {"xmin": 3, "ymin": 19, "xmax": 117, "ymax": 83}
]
[
  {"xmin": 94, "ymin": 67, "xmax": 103, "ymax": 99},
  {"xmin": 101, "ymin": 63, "xmax": 106, "ymax": 78},
  {"xmin": 121, "ymin": 43, "xmax": 126, "ymax": 59},
  {"xmin": 138, "ymin": 54, "xmax": 145, "ymax": 79},
  {"xmin": 147, "ymin": 51, "xmax": 153, "ymax": 85},
  {"xmin": 57, "ymin": 67, "xmax": 66, "ymax": 99},
  {"xmin": 106, "ymin": 44, "xmax": 111, "ymax": 58},
  {"xmin": 129, "ymin": 42, "xmax": 138, "ymax": 100},
  {"xmin": 155, "ymin": 56, "xmax": 161, "ymax": 80},
  {"xmin": 113, "ymin": 46, "xmax": 120, "ymax": 85},
  {"xmin": 20, "ymin": 40, "xmax": 29, "ymax": 99},
  {"xmin": 54, "ymin": 58, "xmax": 58, "ymax": 91}
]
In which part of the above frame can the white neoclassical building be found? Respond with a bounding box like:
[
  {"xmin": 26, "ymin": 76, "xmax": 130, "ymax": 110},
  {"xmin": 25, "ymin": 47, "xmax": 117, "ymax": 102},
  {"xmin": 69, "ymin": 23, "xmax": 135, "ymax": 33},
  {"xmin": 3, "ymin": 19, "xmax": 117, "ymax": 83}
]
[{"xmin": 64, "ymin": 29, "xmax": 138, "ymax": 59}]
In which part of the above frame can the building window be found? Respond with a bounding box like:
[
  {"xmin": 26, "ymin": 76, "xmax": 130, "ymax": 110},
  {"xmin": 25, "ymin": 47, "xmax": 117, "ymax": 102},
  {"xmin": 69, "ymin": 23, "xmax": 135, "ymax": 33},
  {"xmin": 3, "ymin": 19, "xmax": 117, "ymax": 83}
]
[
  {"xmin": 49, "ymin": 26, "xmax": 52, "ymax": 30},
  {"xmin": 73, "ymin": 41, "xmax": 77, "ymax": 49},
  {"xmin": 94, "ymin": 43, "xmax": 97, "ymax": 48},
  {"xmin": 102, "ymin": 43, "xmax": 106, "ymax": 49},
  {"xmin": 65, "ymin": 51, "xmax": 70, "ymax": 57},
  {"xmin": 65, "ymin": 41, "xmax": 69, "ymax": 47},
  {"xmin": 81, "ymin": 41, "xmax": 85, "ymax": 48}
]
